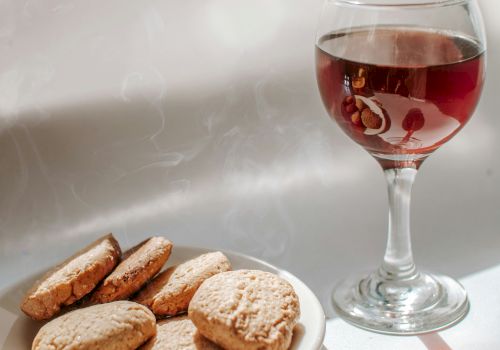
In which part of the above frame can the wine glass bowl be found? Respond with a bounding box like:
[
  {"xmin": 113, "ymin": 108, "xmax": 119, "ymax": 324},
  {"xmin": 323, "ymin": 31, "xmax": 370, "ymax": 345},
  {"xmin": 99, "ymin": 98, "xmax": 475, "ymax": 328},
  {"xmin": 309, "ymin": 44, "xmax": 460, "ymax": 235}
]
[
  {"xmin": 316, "ymin": 25, "xmax": 485, "ymax": 169},
  {"xmin": 315, "ymin": 0, "xmax": 486, "ymax": 334}
]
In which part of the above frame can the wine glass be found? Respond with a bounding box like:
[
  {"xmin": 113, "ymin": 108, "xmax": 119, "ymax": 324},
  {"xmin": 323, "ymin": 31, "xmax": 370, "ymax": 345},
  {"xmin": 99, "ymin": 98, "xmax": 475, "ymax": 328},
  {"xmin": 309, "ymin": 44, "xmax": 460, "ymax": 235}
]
[{"xmin": 315, "ymin": 0, "xmax": 486, "ymax": 334}]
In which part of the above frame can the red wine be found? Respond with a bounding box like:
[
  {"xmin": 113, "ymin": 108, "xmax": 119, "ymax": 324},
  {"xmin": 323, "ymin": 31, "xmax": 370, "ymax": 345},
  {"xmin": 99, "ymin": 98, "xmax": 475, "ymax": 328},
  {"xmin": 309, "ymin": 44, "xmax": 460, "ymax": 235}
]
[{"xmin": 316, "ymin": 27, "xmax": 485, "ymax": 168}]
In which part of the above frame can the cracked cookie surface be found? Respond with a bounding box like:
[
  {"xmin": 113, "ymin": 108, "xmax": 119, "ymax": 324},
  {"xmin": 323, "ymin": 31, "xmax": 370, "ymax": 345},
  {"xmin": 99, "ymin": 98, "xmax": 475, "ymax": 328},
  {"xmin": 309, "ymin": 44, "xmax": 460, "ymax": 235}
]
[
  {"xmin": 92, "ymin": 236, "xmax": 172, "ymax": 303},
  {"xmin": 188, "ymin": 270, "xmax": 300, "ymax": 350},
  {"xmin": 135, "ymin": 251, "xmax": 231, "ymax": 316},
  {"xmin": 32, "ymin": 301, "xmax": 156, "ymax": 350},
  {"xmin": 21, "ymin": 233, "xmax": 121, "ymax": 320},
  {"xmin": 139, "ymin": 315, "xmax": 220, "ymax": 350}
]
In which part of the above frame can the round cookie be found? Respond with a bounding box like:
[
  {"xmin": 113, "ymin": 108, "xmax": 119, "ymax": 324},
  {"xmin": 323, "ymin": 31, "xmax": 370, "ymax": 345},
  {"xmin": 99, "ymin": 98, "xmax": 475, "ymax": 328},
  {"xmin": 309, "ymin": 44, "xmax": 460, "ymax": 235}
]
[
  {"xmin": 21, "ymin": 233, "xmax": 121, "ymax": 320},
  {"xmin": 32, "ymin": 301, "xmax": 156, "ymax": 350},
  {"xmin": 139, "ymin": 315, "xmax": 221, "ymax": 350},
  {"xmin": 188, "ymin": 270, "xmax": 300, "ymax": 350},
  {"xmin": 92, "ymin": 236, "xmax": 172, "ymax": 303},
  {"xmin": 135, "ymin": 251, "xmax": 231, "ymax": 316}
]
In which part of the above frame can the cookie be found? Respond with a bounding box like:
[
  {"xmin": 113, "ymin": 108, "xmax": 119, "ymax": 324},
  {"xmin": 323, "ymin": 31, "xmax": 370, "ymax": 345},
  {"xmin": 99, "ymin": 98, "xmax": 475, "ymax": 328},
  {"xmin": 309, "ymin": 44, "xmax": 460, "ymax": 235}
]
[
  {"xmin": 140, "ymin": 315, "xmax": 220, "ymax": 350},
  {"xmin": 32, "ymin": 301, "xmax": 156, "ymax": 350},
  {"xmin": 134, "ymin": 252, "xmax": 231, "ymax": 316},
  {"xmin": 21, "ymin": 233, "xmax": 121, "ymax": 320},
  {"xmin": 188, "ymin": 270, "xmax": 300, "ymax": 350},
  {"xmin": 92, "ymin": 236, "xmax": 172, "ymax": 303}
]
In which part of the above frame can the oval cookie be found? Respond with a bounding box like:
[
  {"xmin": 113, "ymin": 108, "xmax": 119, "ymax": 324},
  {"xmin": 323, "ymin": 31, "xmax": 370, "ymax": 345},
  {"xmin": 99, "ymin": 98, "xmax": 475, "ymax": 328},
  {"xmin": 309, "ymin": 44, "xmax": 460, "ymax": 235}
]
[
  {"xmin": 21, "ymin": 233, "xmax": 121, "ymax": 320},
  {"xmin": 92, "ymin": 236, "xmax": 172, "ymax": 303},
  {"xmin": 32, "ymin": 301, "xmax": 156, "ymax": 350},
  {"xmin": 140, "ymin": 315, "xmax": 220, "ymax": 350},
  {"xmin": 135, "ymin": 252, "xmax": 231, "ymax": 316},
  {"xmin": 188, "ymin": 270, "xmax": 300, "ymax": 350}
]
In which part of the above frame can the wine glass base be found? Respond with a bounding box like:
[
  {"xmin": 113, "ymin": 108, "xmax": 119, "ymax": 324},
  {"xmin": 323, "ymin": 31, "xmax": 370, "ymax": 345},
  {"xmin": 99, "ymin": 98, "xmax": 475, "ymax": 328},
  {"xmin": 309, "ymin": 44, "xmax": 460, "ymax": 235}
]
[{"xmin": 332, "ymin": 271, "xmax": 469, "ymax": 335}]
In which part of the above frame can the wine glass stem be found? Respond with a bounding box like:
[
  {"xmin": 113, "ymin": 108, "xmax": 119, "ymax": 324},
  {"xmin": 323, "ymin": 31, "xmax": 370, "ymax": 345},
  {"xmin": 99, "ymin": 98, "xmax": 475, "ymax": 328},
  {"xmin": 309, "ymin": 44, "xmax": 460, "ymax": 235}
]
[{"xmin": 381, "ymin": 167, "xmax": 418, "ymax": 280}]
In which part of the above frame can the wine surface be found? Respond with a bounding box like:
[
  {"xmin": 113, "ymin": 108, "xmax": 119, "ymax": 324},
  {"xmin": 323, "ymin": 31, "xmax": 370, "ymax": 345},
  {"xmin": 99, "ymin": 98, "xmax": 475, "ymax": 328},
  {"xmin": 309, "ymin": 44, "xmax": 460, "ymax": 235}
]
[{"xmin": 316, "ymin": 27, "xmax": 485, "ymax": 167}]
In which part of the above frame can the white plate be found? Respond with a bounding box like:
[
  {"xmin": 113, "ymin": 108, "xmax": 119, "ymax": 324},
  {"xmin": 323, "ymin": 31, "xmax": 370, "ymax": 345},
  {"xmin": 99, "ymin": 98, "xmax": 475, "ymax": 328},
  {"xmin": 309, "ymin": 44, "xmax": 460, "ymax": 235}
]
[{"xmin": 0, "ymin": 245, "xmax": 326, "ymax": 350}]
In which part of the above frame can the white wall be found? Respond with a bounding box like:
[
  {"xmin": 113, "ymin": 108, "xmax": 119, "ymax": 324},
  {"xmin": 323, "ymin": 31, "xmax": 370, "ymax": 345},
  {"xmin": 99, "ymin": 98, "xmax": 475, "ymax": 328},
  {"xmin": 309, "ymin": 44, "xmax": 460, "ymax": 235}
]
[{"xmin": 0, "ymin": 0, "xmax": 499, "ymax": 313}]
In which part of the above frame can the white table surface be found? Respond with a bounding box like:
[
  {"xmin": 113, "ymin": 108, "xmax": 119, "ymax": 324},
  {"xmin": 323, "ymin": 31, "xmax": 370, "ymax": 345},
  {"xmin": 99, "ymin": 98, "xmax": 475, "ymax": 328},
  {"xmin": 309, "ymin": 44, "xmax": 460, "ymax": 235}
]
[
  {"xmin": 0, "ymin": 0, "xmax": 499, "ymax": 348},
  {"xmin": 324, "ymin": 265, "xmax": 500, "ymax": 349}
]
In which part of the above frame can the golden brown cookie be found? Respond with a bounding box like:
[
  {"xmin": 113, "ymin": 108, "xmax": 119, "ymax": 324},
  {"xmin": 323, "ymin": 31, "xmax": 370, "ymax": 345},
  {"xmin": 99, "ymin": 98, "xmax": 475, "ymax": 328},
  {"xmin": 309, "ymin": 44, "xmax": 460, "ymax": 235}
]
[
  {"xmin": 189, "ymin": 270, "xmax": 300, "ymax": 350},
  {"xmin": 92, "ymin": 236, "xmax": 172, "ymax": 303},
  {"xmin": 140, "ymin": 315, "xmax": 220, "ymax": 350},
  {"xmin": 134, "ymin": 252, "xmax": 231, "ymax": 316},
  {"xmin": 32, "ymin": 301, "xmax": 156, "ymax": 350},
  {"xmin": 21, "ymin": 233, "xmax": 121, "ymax": 320}
]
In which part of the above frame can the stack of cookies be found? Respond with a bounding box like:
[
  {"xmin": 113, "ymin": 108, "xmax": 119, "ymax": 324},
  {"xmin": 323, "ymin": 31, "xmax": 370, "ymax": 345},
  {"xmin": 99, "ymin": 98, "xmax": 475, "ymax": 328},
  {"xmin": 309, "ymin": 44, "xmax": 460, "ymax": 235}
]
[{"xmin": 22, "ymin": 234, "xmax": 301, "ymax": 350}]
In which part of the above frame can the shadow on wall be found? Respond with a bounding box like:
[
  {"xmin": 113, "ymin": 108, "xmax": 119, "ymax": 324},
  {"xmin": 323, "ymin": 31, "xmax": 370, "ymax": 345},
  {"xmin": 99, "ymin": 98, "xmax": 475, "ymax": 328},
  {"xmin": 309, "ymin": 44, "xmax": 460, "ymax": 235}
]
[{"xmin": 0, "ymin": 67, "xmax": 351, "ymax": 252}]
